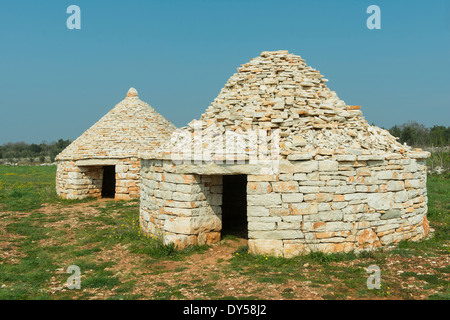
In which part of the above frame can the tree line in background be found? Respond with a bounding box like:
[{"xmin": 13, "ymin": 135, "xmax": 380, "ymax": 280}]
[
  {"xmin": 386, "ymin": 122, "xmax": 450, "ymax": 174},
  {"xmin": 0, "ymin": 139, "xmax": 72, "ymax": 163},
  {"xmin": 0, "ymin": 121, "xmax": 448, "ymax": 170},
  {"xmin": 387, "ymin": 122, "xmax": 450, "ymax": 148}
]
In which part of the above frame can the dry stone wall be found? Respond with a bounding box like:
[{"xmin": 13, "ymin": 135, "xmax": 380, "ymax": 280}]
[
  {"xmin": 56, "ymin": 158, "xmax": 141, "ymax": 200},
  {"xmin": 140, "ymin": 152, "xmax": 429, "ymax": 256},
  {"xmin": 56, "ymin": 160, "xmax": 103, "ymax": 199},
  {"xmin": 140, "ymin": 159, "xmax": 223, "ymax": 248},
  {"xmin": 138, "ymin": 51, "xmax": 431, "ymax": 256},
  {"xmin": 55, "ymin": 88, "xmax": 176, "ymax": 200},
  {"xmin": 247, "ymin": 154, "xmax": 429, "ymax": 257}
]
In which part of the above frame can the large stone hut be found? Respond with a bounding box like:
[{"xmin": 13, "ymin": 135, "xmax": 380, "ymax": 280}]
[
  {"xmin": 139, "ymin": 51, "xmax": 430, "ymax": 256},
  {"xmin": 56, "ymin": 88, "xmax": 176, "ymax": 200}
]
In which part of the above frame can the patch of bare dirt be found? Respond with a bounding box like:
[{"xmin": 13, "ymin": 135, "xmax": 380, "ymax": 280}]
[{"xmin": 3, "ymin": 201, "xmax": 448, "ymax": 300}]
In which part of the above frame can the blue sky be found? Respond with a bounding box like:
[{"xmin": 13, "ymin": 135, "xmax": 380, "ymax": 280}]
[{"xmin": 0, "ymin": 0, "xmax": 449, "ymax": 144}]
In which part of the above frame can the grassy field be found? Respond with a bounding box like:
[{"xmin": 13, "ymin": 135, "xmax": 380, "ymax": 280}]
[{"xmin": 0, "ymin": 165, "xmax": 448, "ymax": 300}]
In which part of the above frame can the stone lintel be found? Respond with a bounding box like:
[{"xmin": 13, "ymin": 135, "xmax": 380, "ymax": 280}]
[
  {"xmin": 175, "ymin": 162, "xmax": 273, "ymax": 175},
  {"xmin": 75, "ymin": 159, "xmax": 120, "ymax": 166}
]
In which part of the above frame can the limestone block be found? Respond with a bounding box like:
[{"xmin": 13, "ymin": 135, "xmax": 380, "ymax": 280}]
[
  {"xmin": 318, "ymin": 210, "xmax": 343, "ymax": 221},
  {"xmin": 176, "ymin": 183, "xmax": 202, "ymax": 193},
  {"xmin": 247, "ymin": 174, "xmax": 278, "ymax": 182},
  {"xmin": 247, "ymin": 206, "xmax": 270, "ymax": 217},
  {"xmin": 298, "ymin": 186, "xmax": 319, "ymax": 194},
  {"xmin": 289, "ymin": 203, "xmax": 318, "ymax": 215},
  {"xmin": 159, "ymin": 182, "xmax": 177, "ymax": 192},
  {"xmin": 336, "ymin": 185, "xmax": 356, "ymax": 194},
  {"xmin": 154, "ymin": 189, "xmax": 173, "ymax": 199},
  {"xmin": 281, "ymin": 193, "xmax": 304, "ymax": 203},
  {"xmin": 279, "ymin": 160, "xmax": 317, "ymax": 173},
  {"xmin": 317, "ymin": 242, "xmax": 355, "ymax": 253},
  {"xmin": 381, "ymin": 209, "xmax": 402, "ymax": 220},
  {"xmin": 336, "ymin": 155, "xmax": 357, "ymax": 162},
  {"xmin": 318, "ymin": 203, "xmax": 331, "ymax": 211},
  {"xmin": 387, "ymin": 180, "xmax": 405, "ymax": 192},
  {"xmin": 173, "ymin": 192, "xmax": 206, "ymax": 202},
  {"xmin": 247, "ymin": 194, "xmax": 282, "ymax": 207},
  {"xmin": 248, "ymin": 222, "xmax": 276, "ymax": 231},
  {"xmin": 283, "ymin": 242, "xmax": 311, "ymax": 257},
  {"xmin": 405, "ymin": 179, "xmax": 421, "ymax": 188},
  {"xmin": 272, "ymin": 181, "xmax": 299, "ymax": 193},
  {"xmin": 278, "ymin": 221, "xmax": 301, "ymax": 230},
  {"xmin": 318, "ymin": 160, "xmax": 339, "ymax": 171},
  {"xmin": 344, "ymin": 193, "xmax": 367, "ymax": 201},
  {"xmin": 394, "ymin": 190, "xmax": 408, "ymax": 203},
  {"xmin": 68, "ymin": 172, "xmax": 83, "ymax": 179},
  {"xmin": 164, "ymin": 215, "xmax": 221, "ymax": 234},
  {"xmin": 247, "ymin": 182, "xmax": 272, "ymax": 194},
  {"xmin": 248, "ymin": 230, "xmax": 304, "ymax": 240},
  {"xmin": 163, "ymin": 233, "xmax": 197, "ymax": 249},
  {"xmin": 375, "ymin": 171, "xmax": 394, "ymax": 180},
  {"xmin": 304, "ymin": 193, "xmax": 333, "ymax": 202},
  {"xmin": 367, "ymin": 193, "xmax": 393, "ymax": 210},
  {"xmin": 249, "ymin": 239, "xmax": 283, "ymax": 256},
  {"xmin": 116, "ymin": 165, "xmax": 128, "ymax": 173},
  {"xmin": 322, "ymin": 222, "xmax": 352, "ymax": 232},
  {"xmin": 197, "ymin": 231, "xmax": 221, "ymax": 245},
  {"xmin": 190, "ymin": 215, "xmax": 222, "ymax": 233},
  {"xmin": 278, "ymin": 173, "xmax": 294, "ymax": 181},
  {"xmin": 293, "ymin": 173, "xmax": 307, "ymax": 181},
  {"xmin": 116, "ymin": 194, "xmax": 131, "ymax": 200}
]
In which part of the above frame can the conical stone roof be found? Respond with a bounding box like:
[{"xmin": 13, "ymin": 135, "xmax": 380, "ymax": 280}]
[
  {"xmin": 154, "ymin": 50, "xmax": 427, "ymax": 161},
  {"xmin": 57, "ymin": 88, "xmax": 176, "ymax": 161}
]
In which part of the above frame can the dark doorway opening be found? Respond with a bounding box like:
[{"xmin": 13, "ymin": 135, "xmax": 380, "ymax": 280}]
[
  {"xmin": 221, "ymin": 175, "xmax": 248, "ymax": 239},
  {"xmin": 102, "ymin": 166, "xmax": 116, "ymax": 198}
]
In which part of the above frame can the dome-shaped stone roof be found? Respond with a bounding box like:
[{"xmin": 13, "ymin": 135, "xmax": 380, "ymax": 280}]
[
  {"xmin": 57, "ymin": 88, "xmax": 176, "ymax": 161},
  {"xmin": 151, "ymin": 51, "xmax": 428, "ymax": 162}
]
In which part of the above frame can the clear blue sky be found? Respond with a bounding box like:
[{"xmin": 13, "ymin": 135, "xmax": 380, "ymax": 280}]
[{"xmin": 0, "ymin": 0, "xmax": 449, "ymax": 144}]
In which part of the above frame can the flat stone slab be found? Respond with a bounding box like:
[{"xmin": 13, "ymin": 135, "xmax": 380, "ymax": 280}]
[{"xmin": 75, "ymin": 159, "xmax": 120, "ymax": 166}]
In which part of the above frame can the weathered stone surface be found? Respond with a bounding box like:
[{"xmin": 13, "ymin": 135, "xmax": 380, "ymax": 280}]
[
  {"xmin": 272, "ymin": 181, "xmax": 299, "ymax": 193},
  {"xmin": 56, "ymin": 88, "xmax": 176, "ymax": 200},
  {"xmin": 281, "ymin": 193, "xmax": 304, "ymax": 203},
  {"xmin": 318, "ymin": 160, "xmax": 339, "ymax": 172},
  {"xmin": 138, "ymin": 51, "xmax": 430, "ymax": 257},
  {"xmin": 248, "ymin": 230, "xmax": 304, "ymax": 240},
  {"xmin": 247, "ymin": 206, "xmax": 270, "ymax": 217},
  {"xmin": 367, "ymin": 193, "xmax": 393, "ymax": 210},
  {"xmin": 249, "ymin": 239, "xmax": 283, "ymax": 256},
  {"xmin": 381, "ymin": 209, "xmax": 402, "ymax": 220},
  {"xmin": 357, "ymin": 228, "xmax": 381, "ymax": 249},
  {"xmin": 247, "ymin": 182, "xmax": 272, "ymax": 194},
  {"xmin": 247, "ymin": 194, "xmax": 282, "ymax": 206},
  {"xmin": 387, "ymin": 180, "xmax": 405, "ymax": 192}
]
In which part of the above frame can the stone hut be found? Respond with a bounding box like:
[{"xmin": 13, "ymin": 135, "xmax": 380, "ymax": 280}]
[
  {"xmin": 139, "ymin": 51, "xmax": 430, "ymax": 256},
  {"xmin": 56, "ymin": 88, "xmax": 176, "ymax": 200}
]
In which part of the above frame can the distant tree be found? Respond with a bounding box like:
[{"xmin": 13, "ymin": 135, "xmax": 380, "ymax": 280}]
[
  {"xmin": 50, "ymin": 150, "xmax": 59, "ymax": 162},
  {"xmin": 430, "ymin": 125, "xmax": 447, "ymax": 147},
  {"xmin": 389, "ymin": 125, "xmax": 402, "ymax": 140},
  {"xmin": 29, "ymin": 143, "xmax": 42, "ymax": 154},
  {"xmin": 0, "ymin": 139, "xmax": 72, "ymax": 163}
]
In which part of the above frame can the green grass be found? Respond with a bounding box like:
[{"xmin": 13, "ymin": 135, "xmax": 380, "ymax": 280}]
[
  {"xmin": 225, "ymin": 175, "xmax": 450, "ymax": 299},
  {"xmin": 0, "ymin": 166, "xmax": 59, "ymax": 211},
  {"xmin": 0, "ymin": 165, "xmax": 449, "ymax": 300},
  {"xmin": 0, "ymin": 165, "xmax": 96, "ymax": 212},
  {"xmin": 0, "ymin": 212, "xmax": 55, "ymax": 299}
]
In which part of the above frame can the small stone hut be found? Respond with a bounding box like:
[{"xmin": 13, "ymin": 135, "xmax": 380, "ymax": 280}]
[
  {"xmin": 56, "ymin": 88, "xmax": 176, "ymax": 200},
  {"xmin": 139, "ymin": 51, "xmax": 430, "ymax": 256}
]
